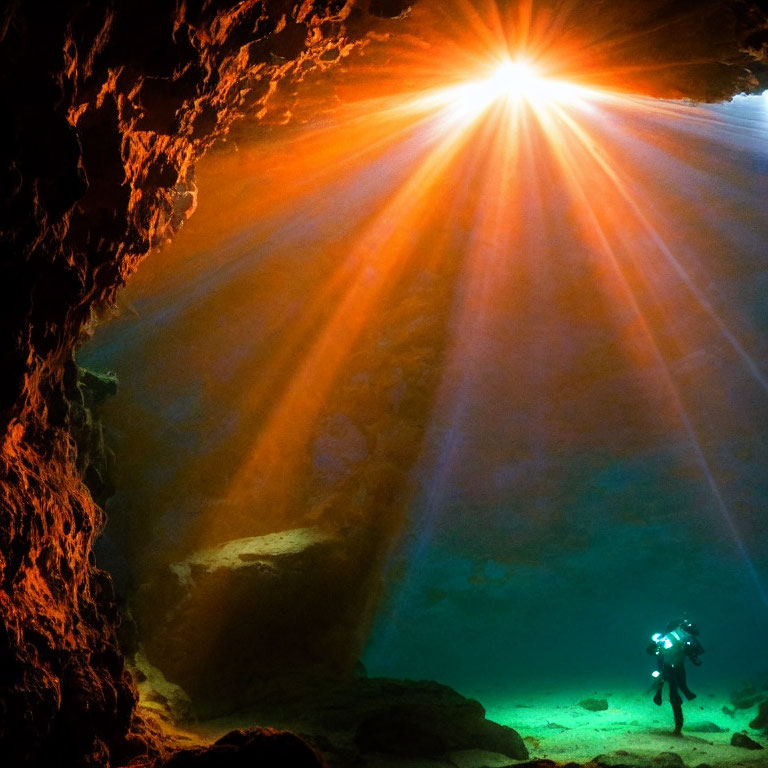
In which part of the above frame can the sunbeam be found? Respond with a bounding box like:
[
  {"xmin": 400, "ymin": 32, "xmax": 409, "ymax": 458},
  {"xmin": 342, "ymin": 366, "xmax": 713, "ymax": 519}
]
[{"xmin": 79, "ymin": 0, "xmax": 768, "ymax": 715}]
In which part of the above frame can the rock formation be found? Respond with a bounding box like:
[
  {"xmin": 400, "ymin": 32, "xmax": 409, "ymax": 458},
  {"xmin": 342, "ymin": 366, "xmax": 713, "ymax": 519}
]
[
  {"xmin": 730, "ymin": 731, "xmax": 765, "ymax": 749},
  {"xmin": 163, "ymin": 728, "xmax": 326, "ymax": 768},
  {"xmin": 750, "ymin": 699, "xmax": 768, "ymax": 732},
  {"xmin": 351, "ymin": 680, "xmax": 528, "ymax": 760},
  {"xmin": 193, "ymin": 676, "xmax": 528, "ymax": 766},
  {"xmin": 0, "ymin": 1, "xmax": 411, "ymax": 764},
  {"xmin": 1, "ymin": 1, "xmax": 767, "ymax": 766},
  {"xmin": 135, "ymin": 527, "xmax": 375, "ymax": 719}
]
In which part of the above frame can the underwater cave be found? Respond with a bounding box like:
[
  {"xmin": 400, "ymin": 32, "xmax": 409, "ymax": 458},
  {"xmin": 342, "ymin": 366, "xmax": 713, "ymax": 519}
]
[{"xmin": 3, "ymin": 1, "xmax": 768, "ymax": 767}]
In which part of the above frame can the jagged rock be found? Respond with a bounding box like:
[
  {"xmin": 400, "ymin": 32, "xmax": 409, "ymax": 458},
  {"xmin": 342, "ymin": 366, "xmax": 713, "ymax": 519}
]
[
  {"xmin": 579, "ymin": 697, "xmax": 609, "ymax": 711},
  {"xmin": 0, "ymin": 2, "xmax": 405, "ymax": 764},
  {"xmin": 65, "ymin": 360, "xmax": 119, "ymax": 509},
  {"xmin": 750, "ymin": 699, "xmax": 768, "ymax": 731},
  {"xmin": 163, "ymin": 728, "xmax": 324, "ymax": 768},
  {"xmin": 731, "ymin": 731, "xmax": 764, "ymax": 750},
  {"xmin": 132, "ymin": 649, "xmax": 194, "ymax": 725}
]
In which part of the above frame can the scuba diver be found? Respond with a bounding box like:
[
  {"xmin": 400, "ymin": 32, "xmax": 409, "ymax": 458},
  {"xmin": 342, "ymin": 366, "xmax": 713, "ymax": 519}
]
[{"xmin": 647, "ymin": 618, "xmax": 704, "ymax": 735}]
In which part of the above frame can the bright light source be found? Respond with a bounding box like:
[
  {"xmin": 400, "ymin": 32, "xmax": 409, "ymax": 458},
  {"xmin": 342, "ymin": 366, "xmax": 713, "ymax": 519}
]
[
  {"xmin": 488, "ymin": 60, "xmax": 542, "ymax": 101},
  {"xmin": 465, "ymin": 58, "xmax": 593, "ymax": 112},
  {"xmin": 652, "ymin": 671, "xmax": 661, "ymax": 678},
  {"xmin": 400, "ymin": 55, "xmax": 599, "ymax": 129}
]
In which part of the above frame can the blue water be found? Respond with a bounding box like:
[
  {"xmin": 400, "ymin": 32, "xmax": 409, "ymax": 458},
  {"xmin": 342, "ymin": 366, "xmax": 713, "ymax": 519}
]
[
  {"xmin": 362, "ymin": 94, "xmax": 768, "ymax": 693},
  {"xmin": 79, "ymin": 94, "xmax": 768, "ymax": 705}
]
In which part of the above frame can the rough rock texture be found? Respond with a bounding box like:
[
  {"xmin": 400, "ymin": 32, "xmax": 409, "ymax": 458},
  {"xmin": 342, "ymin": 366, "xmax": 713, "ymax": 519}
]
[
  {"xmin": 1, "ymin": 0, "xmax": 768, "ymax": 766},
  {"xmin": 135, "ymin": 527, "xmax": 376, "ymax": 718},
  {"xmin": 131, "ymin": 649, "xmax": 195, "ymax": 727},
  {"xmin": 65, "ymin": 363, "xmax": 118, "ymax": 511},
  {"xmin": 203, "ymin": 677, "xmax": 528, "ymax": 766},
  {"xmin": 750, "ymin": 699, "xmax": 768, "ymax": 731},
  {"xmin": 162, "ymin": 728, "xmax": 325, "ymax": 768},
  {"xmin": 352, "ymin": 682, "xmax": 527, "ymax": 760},
  {"xmin": 731, "ymin": 731, "xmax": 765, "ymax": 749},
  {"xmin": 0, "ymin": 1, "xmax": 410, "ymax": 765}
]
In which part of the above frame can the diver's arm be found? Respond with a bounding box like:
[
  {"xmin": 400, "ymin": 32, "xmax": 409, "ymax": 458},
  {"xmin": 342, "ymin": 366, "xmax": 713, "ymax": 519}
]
[{"xmin": 686, "ymin": 639, "xmax": 704, "ymax": 665}]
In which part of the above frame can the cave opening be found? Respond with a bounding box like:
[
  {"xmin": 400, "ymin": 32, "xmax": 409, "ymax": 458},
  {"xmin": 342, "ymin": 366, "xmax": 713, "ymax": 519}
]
[
  {"xmin": 6, "ymin": 1, "xmax": 768, "ymax": 766},
  {"xmin": 76, "ymin": 5, "xmax": 768, "ymax": 760}
]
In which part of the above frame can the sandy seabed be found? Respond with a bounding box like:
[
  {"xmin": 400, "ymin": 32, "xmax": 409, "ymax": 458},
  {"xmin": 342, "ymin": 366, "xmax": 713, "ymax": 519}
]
[
  {"xmin": 178, "ymin": 683, "xmax": 767, "ymax": 768},
  {"xmin": 468, "ymin": 685, "xmax": 768, "ymax": 767}
]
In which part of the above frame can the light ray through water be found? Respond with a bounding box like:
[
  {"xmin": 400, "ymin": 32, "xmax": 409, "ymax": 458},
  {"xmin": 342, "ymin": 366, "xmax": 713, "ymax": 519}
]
[
  {"xmin": 358, "ymin": 77, "xmax": 768, "ymax": 679},
  {"xmin": 80, "ymin": 4, "xmax": 768, "ymax": 690}
]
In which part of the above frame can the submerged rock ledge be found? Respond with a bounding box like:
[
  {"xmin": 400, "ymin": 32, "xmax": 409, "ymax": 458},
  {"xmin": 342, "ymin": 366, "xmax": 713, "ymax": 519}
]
[{"xmin": 166, "ymin": 676, "xmax": 529, "ymax": 767}]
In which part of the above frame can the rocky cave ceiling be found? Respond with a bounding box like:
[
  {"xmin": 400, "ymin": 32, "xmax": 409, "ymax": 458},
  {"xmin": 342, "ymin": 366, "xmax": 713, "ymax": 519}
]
[{"xmin": 2, "ymin": 1, "xmax": 768, "ymax": 767}]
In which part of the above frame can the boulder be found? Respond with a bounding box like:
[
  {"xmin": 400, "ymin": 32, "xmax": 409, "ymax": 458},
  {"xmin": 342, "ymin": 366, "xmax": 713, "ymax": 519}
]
[
  {"xmin": 579, "ymin": 697, "xmax": 609, "ymax": 712},
  {"xmin": 731, "ymin": 732, "xmax": 764, "ymax": 750},
  {"xmin": 136, "ymin": 527, "xmax": 373, "ymax": 718},
  {"xmin": 349, "ymin": 679, "xmax": 527, "ymax": 760},
  {"xmin": 750, "ymin": 699, "xmax": 768, "ymax": 731},
  {"xmin": 163, "ymin": 728, "xmax": 323, "ymax": 768},
  {"xmin": 221, "ymin": 676, "xmax": 527, "ymax": 764}
]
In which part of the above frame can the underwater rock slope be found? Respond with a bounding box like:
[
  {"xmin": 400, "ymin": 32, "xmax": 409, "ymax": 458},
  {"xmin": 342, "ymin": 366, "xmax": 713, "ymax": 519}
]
[{"xmin": 0, "ymin": 0, "xmax": 767, "ymax": 766}]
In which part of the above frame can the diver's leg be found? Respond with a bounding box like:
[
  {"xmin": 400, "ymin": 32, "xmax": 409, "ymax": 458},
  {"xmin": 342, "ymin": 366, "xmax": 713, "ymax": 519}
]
[
  {"xmin": 678, "ymin": 666, "xmax": 696, "ymax": 700},
  {"xmin": 671, "ymin": 699, "xmax": 684, "ymax": 735},
  {"xmin": 669, "ymin": 680, "xmax": 684, "ymax": 735}
]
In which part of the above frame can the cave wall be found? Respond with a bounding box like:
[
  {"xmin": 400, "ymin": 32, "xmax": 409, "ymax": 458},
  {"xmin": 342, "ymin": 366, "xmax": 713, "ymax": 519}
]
[
  {"xmin": 0, "ymin": 1, "xmax": 410, "ymax": 764},
  {"xmin": 1, "ymin": 0, "xmax": 767, "ymax": 765}
]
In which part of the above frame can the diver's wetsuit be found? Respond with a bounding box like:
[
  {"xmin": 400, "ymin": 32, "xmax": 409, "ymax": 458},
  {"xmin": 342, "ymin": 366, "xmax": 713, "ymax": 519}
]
[{"xmin": 647, "ymin": 622, "xmax": 704, "ymax": 734}]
